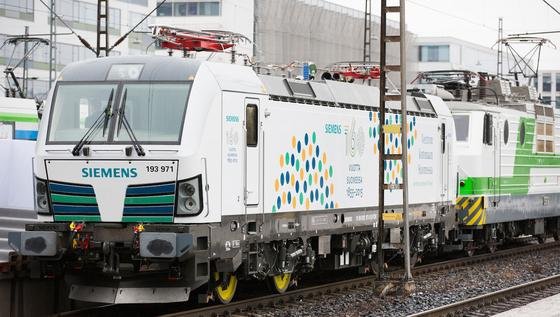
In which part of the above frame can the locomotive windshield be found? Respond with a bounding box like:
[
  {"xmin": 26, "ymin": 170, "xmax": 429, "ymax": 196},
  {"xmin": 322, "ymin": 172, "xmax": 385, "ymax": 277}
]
[{"xmin": 47, "ymin": 82, "xmax": 191, "ymax": 144}]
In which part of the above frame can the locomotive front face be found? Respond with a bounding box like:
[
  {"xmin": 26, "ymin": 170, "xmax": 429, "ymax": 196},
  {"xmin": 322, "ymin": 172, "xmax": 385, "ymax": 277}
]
[
  {"xmin": 8, "ymin": 57, "xmax": 222, "ymax": 303},
  {"xmin": 40, "ymin": 79, "xmax": 197, "ymax": 223}
]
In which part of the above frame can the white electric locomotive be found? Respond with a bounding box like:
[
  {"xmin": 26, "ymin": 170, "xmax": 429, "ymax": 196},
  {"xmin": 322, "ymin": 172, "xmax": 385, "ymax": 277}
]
[{"xmin": 9, "ymin": 56, "xmax": 454, "ymax": 304}]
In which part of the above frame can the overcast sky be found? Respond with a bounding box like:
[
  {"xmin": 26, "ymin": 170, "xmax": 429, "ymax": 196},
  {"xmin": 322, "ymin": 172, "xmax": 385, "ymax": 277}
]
[{"xmin": 327, "ymin": 0, "xmax": 560, "ymax": 69}]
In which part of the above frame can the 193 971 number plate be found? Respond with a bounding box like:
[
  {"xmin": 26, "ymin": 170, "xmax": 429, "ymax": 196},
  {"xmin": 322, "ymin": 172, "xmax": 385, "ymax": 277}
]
[{"xmin": 146, "ymin": 165, "xmax": 174, "ymax": 173}]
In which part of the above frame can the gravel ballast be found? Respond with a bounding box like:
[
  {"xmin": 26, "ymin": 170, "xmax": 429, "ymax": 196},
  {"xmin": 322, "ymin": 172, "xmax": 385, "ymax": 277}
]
[{"xmin": 260, "ymin": 247, "xmax": 560, "ymax": 317}]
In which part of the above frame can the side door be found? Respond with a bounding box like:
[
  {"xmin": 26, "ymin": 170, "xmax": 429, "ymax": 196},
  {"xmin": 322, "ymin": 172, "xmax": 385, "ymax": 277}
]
[{"xmin": 244, "ymin": 98, "xmax": 260, "ymax": 206}]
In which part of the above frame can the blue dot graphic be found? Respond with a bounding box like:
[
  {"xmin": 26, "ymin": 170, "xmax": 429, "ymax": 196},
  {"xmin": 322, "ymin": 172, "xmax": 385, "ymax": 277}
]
[
  {"xmin": 330, "ymin": 201, "xmax": 334, "ymax": 209},
  {"xmin": 303, "ymin": 181, "xmax": 308, "ymax": 193},
  {"xmin": 320, "ymin": 176, "xmax": 324, "ymax": 188},
  {"xmin": 312, "ymin": 157, "xmax": 316, "ymax": 169},
  {"xmin": 285, "ymin": 171, "xmax": 290, "ymax": 183},
  {"xmin": 287, "ymin": 192, "xmax": 292, "ymax": 204},
  {"xmin": 280, "ymin": 174, "xmax": 285, "ymax": 185},
  {"xmin": 315, "ymin": 189, "xmax": 319, "ymax": 201},
  {"xmin": 277, "ymin": 197, "xmax": 281, "ymax": 209},
  {"xmin": 297, "ymin": 141, "xmax": 302, "ymax": 153},
  {"xmin": 310, "ymin": 192, "xmax": 314, "ymax": 202},
  {"xmin": 295, "ymin": 181, "xmax": 300, "ymax": 193},
  {"xmin": 291, "ymin": 154, "xmax": 295, "ymax": 166},
  {"xmin": 315, "ymin": 146, "xmax": 320, "ymax": 157},
  {"xmin": 304, "ymin": 133, "xmax": 309, "ymax": 145},
  {"xmin": 306, "ymin": 160, "xmax": 310, "ymax": 172}
]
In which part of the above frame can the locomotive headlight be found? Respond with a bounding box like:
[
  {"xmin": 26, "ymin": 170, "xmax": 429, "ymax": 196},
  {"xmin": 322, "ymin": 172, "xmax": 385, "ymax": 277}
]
[
  {"xmin": 181, "ymin": 183, "xmax": 196, "ymax": 196},
  {"xmin": 184, "ymin": 197, "xmax": 197, "ymax": 211},
  {"xmin": 176, "ymin": 175, "xmax": 203, "ymax": 216},
  {"xmin": 34, "ymin": 177, "xmax": 51, "ymax": 215}
]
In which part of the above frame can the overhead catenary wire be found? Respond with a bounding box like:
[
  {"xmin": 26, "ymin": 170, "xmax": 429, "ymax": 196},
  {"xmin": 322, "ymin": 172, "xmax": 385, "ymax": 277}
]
[
  {"xmin": 37, "ymin": 0, "xmax": 97, "ymax": 55},
  {"xmin": 107, "ymin": 0, "xmax": 168, "ymax": 53},
  {"xmin": 407, "ymin": 0, "xmax": 499, "ymax": 32},
  {"xmin": 542, "ymin": 0, "xmax": 560, "ymax": 16}
]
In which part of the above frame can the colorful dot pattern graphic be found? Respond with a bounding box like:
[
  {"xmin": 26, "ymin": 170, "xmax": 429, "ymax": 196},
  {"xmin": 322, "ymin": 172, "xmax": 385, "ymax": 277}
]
[
  {"xmin": 273, "ymin": 132, "xmax": 337, "ymax": 212},
  {"xmin": 368, "ymin": 112, "xmax": 418, "ymax": 186}
]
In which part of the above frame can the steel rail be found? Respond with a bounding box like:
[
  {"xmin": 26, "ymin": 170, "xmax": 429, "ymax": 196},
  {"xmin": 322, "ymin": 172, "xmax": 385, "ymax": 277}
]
[
  {"xmin": 56, "ymin": 241, "xmax": 560, "ymax": 317},
  {"xmin": 159, "ymin": 241, "xmax": 560, "ymax": 317},
  {"xmin": 409, "ymin": 274, "xmax": 560, "ymax": 317}
]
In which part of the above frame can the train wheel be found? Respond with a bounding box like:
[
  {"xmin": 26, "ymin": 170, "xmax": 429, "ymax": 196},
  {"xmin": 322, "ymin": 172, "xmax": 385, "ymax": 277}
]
[
  {"xmin": 268, "ymin": 272, "xmax": 292, "ymax": 294},
  {"xmin": 213, "ymin": 272, "xmax": 238, "ymax": 304}
]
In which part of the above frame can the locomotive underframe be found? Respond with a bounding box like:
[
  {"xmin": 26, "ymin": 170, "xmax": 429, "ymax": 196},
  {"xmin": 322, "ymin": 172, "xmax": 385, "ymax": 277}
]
[{"xmin": 16, "ymin": 201, "xmax": 449, "ymax": 303}]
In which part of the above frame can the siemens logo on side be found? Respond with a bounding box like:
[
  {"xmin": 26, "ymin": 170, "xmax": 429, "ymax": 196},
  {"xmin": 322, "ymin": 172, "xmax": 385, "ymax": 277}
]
[{"xmin": 82, "ymin": 167, "xmax": 138, "ymax": 178}]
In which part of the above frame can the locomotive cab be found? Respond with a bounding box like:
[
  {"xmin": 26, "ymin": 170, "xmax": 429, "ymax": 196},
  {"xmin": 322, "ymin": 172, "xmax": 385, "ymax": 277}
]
[{"xmin": 7, "ymin": 56, "xmax": 265, "ymax": 304}]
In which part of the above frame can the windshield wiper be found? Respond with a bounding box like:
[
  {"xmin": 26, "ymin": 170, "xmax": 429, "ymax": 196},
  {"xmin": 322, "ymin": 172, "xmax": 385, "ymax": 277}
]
[
  {"xmin": 116, "ymin": 89, "xmax": 145, "ymax": 156},
  {"xmin": 72, "ymin": 88, "xmax": 114, "ymax": 156}
]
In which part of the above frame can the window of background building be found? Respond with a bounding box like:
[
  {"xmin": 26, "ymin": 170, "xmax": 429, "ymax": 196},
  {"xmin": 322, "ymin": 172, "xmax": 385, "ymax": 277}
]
[
  {"xmin": 543, "ymin": 73, "xmax": 551, "ymax": 92},
  {"xmin": 542, "ymin": 96, "xmax": 552, "ymax": 105},
  {"xmin": 118, "ymin": 0, "xmax": 148, "ymax": 6},
  {"xmin": 55, "ymin": 0, "xmax": 121, "ymax": 34},
  {"xmin": 0, "ymin": 0, "xmax": 34, "ymax": 21},
  {"xmin": 128, "ymin": 12, "xmax": 155, "ymax": 54},
  {"xmin": 157, "ymin": 1, "xmax": 220, "ymax": 16},
  {"xmin": 418, "ymin": 45, "xmax": 450, "ymax": 62},
  {"xmin": 534, "ymin": 77, "xmax": 538, "ymax": 89},
  {"xmin": 556, "ymin": 73, "xmax": 560, "ymax": 92}
]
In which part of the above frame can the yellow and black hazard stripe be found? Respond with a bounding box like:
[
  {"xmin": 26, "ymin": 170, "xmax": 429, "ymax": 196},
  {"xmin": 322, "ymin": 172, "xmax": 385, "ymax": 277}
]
[{"xmin": 455, "ymin": 196, "xmax": 486, "ymax": 226}]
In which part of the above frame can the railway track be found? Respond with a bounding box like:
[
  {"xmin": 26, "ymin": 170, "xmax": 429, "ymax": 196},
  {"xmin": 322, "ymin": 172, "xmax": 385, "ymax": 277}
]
[
  {"xmin": 410, "ymin": 274, "xmax": 560, "ymax": 317},
  {"xmin": 56, "ymin": 241, "xmax": 560, "ymax": 317}
]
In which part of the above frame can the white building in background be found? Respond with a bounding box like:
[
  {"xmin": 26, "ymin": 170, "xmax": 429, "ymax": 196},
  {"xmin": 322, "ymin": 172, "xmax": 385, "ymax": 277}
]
[
  {"xmin": 535, "ymin": 70, "xmax": 560, "ymax": 108},
  {"xmin": 154, "ymin": 0, "xmax": 417, "ymax": 81},
  {"xmin": 414, "ymin": 36, "xmax": 499, "ymax": 74},
  {"xmin": 1, "ymin": 0, "xmax": 417, "ymax": 98},
  {"xmin": 0, "ymin": 0, "xmax": 158, "ymax": 99}
]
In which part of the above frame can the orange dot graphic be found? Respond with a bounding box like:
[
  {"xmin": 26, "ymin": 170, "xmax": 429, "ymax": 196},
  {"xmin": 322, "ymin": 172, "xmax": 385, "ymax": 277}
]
[
  {"xmin": 291, "ymin": 136, "xmax": 296, "ymax": 148},
  {"xmin": 282, "ymin": 192, "xmax": 286, "ymax": 204},
  {"xmin": 414, "ymin": 130, "xmax": 417, "ymax": 139},
  {"xmin": 279, "ymin": 154, "xmax": 284, "ymax": 168},
  {"xmin": 302, "ymin": 150, "xmax": 306, "ymax": 161},
  {"xmin": 335, "ymin": 202, "xmax": 339, "ymax": 208},
  {"xmin": 300, "ymin": 169, "xmax": 305, "ymax": 180},
  {"xmin": 305, "ymin": 198, "xmax": 310, "ymax": 210},
  {"xmin": 314, "ymin": 172, "xmax": 318, "ymax": 184},
  {"xmin": 324, "ymin": 169, "xmax": 329, "ymax": 181},
  {"xmin": 330, "ymin": 183, "xmax": 334, "ymax": 195},
  {"xmin": 322, "ymin": 153, "xmax": 327, "ymax": 164},
  {"xmin": 275, "ymin": 179, "xmax": 279, "ymax": 192},
  {"xmin": 373, "ymin": 146, "xmax": 378, "ymax": 155},
  {"xmin": 408, "ymin": 153, "xmax": 411, "ymax": 164},
  {"xmin": 292, "ymin": 198, "xmax": 296, "ymax": 209},
  {"xmin": 291, "ymin": 174, "xmax": 295, "ymax": 186},
  {"xmin": 308, "ymin": 144, "xmax": 313, "ymax": 157},
  {"xmin": 392, "ymin": 170, "xmax": 395, "ymax": 180}
]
